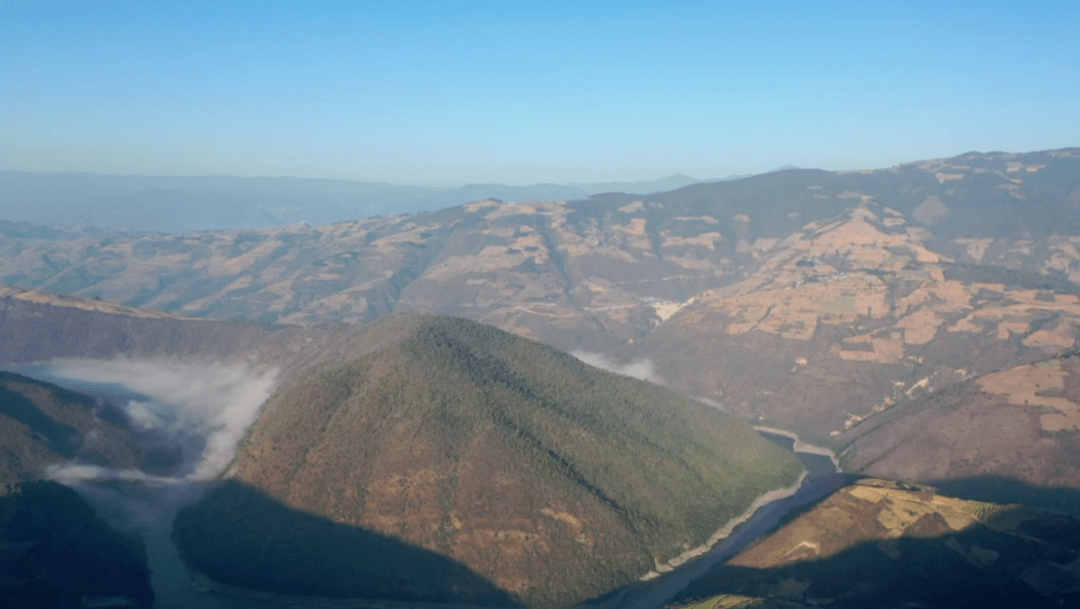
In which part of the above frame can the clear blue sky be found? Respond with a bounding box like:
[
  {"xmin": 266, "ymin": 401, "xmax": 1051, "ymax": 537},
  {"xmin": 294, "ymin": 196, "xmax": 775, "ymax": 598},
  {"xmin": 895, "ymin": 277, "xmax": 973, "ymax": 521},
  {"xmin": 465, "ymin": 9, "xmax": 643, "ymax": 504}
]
[{"xmin": 3, "ymin": 0, "xmax": 1078, "ymax": 185}]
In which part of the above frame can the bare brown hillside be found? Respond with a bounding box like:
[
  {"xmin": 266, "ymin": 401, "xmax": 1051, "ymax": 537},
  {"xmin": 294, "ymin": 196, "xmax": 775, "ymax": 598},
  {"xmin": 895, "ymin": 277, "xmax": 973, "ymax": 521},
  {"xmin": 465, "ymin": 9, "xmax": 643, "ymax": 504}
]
[{"xmin": 840, "ymin": 354, "xmax": 1080, "ymax": 507}]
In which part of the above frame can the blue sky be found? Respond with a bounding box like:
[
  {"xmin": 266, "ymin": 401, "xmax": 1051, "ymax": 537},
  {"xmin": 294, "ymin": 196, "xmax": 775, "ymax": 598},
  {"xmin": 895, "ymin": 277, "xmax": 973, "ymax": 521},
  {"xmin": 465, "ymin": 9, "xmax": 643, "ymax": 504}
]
[{"xmin": 3, "ymin": 0, "xmax": 1078, "ymax": 185}]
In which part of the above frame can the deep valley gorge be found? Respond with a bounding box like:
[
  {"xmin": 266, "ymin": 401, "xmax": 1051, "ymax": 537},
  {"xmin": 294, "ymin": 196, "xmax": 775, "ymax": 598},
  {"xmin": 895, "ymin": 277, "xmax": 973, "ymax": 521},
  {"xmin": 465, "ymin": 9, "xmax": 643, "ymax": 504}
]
[{"xmin": 3, "ymin": 148, "xmax": 1080, "ymax": 608}]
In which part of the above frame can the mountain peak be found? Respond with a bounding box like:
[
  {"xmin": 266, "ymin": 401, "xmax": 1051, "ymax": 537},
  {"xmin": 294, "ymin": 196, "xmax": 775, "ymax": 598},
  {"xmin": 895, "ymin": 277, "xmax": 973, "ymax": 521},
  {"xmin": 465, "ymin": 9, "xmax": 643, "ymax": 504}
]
[{"xmin": 175, "ymin": 313, "xmax": 802, "ymax": 607}]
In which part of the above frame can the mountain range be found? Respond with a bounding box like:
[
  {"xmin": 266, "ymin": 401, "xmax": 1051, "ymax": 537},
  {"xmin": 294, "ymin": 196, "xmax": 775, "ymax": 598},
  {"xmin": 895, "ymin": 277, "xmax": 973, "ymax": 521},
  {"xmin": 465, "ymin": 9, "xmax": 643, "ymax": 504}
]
[
  {"xmin": 2, "ymin": 147, "xmax": 1080, "ymax": 606},
  {"xmin": 3, "ymin": 148, "xmax": 1079, "ymax": 488},
  {"xmin": 0, "ymin": 171, "xmax": 715, "ymax": 234}
]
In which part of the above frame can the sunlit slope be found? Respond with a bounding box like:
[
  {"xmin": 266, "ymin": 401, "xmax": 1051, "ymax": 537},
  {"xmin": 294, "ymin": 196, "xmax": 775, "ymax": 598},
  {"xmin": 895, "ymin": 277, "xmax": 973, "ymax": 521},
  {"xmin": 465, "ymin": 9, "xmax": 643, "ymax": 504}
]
[
  {"xmin": 176, "ymin": 314, "xmax": 802, "ymax": 608},
  {"xmin": 672, "ymin": 479, "xmax": 1080, "ymax": 609},
  {"xmin": 637, "ymin": 197, "xmax": 1080, "ymax": 443}
]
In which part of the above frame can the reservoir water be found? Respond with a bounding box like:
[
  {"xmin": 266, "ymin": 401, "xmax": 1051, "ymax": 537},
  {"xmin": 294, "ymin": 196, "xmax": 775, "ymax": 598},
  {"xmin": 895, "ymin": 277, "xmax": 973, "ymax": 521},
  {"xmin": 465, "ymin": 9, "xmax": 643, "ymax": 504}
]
[
  {"xmin": 601, "ymin": 431, "xmax": 850, "ymax": 609},
  {"xmin": 8, "ymin": 363, "xmax": 850, "ymax": 609}
]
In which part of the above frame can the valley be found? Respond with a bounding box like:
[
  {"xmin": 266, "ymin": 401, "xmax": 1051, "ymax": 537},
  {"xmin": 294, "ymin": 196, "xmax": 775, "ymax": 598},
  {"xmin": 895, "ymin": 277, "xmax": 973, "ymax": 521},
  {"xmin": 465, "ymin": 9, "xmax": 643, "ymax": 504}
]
[
  {"xmin": 1, "ymin": 147, "xmax": 1080, "ymax": 607},
  {"xmin": 1, "ymin": 360, "xmax": 839, "ymax": 609}
]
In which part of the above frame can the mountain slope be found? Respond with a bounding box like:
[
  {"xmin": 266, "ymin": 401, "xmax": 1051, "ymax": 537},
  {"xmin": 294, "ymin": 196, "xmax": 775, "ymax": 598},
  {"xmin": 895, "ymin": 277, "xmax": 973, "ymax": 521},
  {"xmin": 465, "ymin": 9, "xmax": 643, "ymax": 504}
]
[
  {"xmin": 634, "ymin": 199, "xmax": 1080, "ymax": 443},
  {"xmin": 839, "ymin": 353, "xmax": 1080, "ymax": 508},
  {"xmin": 175, "ymin": 314, "xmax": 803, "ymax": 608},
  {"xmin": 0, "ymin": 371, "xmax": 149, "ymax": 482},
  {"xmin": 671, "ymin": 479, "xmax": 1080, "ymax": 609},
  {"xmin": 0, "ymin": 372, "xmax": 159, "ymax": 609},
  {"xmin": 1, "ymin": 481, "xmax": 155, "ymax": 609}
]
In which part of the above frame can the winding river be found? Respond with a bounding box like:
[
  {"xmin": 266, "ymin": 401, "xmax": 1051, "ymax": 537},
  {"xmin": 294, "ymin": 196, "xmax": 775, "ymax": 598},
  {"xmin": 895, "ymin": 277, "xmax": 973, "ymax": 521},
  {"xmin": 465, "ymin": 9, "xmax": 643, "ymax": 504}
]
[{"xmin": 598, "ymin": 430, "xmax": 849, "ymax": 609}]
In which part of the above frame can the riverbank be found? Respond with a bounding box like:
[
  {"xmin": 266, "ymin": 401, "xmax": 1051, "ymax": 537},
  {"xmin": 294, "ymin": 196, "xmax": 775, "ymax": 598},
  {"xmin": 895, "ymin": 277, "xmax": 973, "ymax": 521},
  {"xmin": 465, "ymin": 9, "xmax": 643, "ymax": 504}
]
[
  {"xmin": 592, "ymin": 433, "xmax": 847, "ymax": 609},
  {"xmin": 753, "ymin": 425, "xmax": 841, "ymax": 470},
  {"xmin": 641, "ymin": 468, "xmax": 809, "ymax": 579}
]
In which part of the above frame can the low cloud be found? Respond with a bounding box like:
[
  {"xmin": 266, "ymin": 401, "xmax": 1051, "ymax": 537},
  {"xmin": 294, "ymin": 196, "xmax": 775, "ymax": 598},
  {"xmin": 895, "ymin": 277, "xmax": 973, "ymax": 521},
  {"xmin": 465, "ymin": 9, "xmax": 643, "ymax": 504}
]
[
  {"xmin": 572, "ymin": 351, "xmax": 734, "ymax": 413},
  {"xmin": 571, "ymin": 351, "xmax": 665, "ymax": 385},
  {"xmin": 48, "ymin": 357, "xmax": 278, "ymax": 480},
  {"xmin": 45, "ymin": 463, "xmax": 184, "ymax": 486},
  {"xmin": 693, "ymin": 395, "xmax": 732, "ymax": 413}
]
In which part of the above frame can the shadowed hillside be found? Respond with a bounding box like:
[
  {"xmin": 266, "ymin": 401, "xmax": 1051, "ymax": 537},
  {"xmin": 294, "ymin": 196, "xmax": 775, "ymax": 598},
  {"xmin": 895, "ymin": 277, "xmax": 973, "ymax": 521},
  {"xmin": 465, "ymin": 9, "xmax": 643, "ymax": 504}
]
[
  {"xmin": 0, "ymin": 285, "xmax": 279, "ymax": 363},
  {"xmin": 0, "ymin": 373, "xmax": 158, "ymax": 609},
  {"xmin": 839, "ymin": 353, "xmax": 1080, "ymax": 500},
  {"xmin": 0, "ymin": 371, "xmax": 149, "ymax": 483},
  {"xmin": 180, "ymin": 314, "xmax": 803, "ymax": 608},
  {"xmin": 174, "ymin": 480, "xmax": 517, "ymax": 606},
  {"xmin": 0, "ymin": 481, "xmax": 155, "ymax": 609}
]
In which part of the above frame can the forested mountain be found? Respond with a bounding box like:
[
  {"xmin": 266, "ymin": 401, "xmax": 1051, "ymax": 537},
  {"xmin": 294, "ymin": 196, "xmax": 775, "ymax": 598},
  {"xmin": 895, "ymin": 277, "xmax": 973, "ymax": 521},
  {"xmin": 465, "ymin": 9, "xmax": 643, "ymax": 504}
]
[
  {"xmin": 0, "ymin": 287, "xmax": 803, "ymax": 606},
  {"xmin": 175, "ymin": 314, "xmax": 802, "ymax": 608}
]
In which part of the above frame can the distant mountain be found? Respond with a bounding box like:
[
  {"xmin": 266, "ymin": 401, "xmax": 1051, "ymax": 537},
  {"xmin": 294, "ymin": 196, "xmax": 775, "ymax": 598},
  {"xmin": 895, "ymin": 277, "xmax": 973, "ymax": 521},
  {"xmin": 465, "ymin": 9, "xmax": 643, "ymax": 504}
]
[
  {"xmin": 0, "ymin": 218, "xmax": 160, "ymax": 240},
  {"xmin": 671, "ymin": 478, "xmax": 1080, "ymax": 608},
  {"xmin": 174, "ymin": 314, "xmax": 802, "ymax": 607},
  {"xmin": 575, "ymin": 172, "xmax": 704, "ymax": 193},
  {"xmin": 0, "ymin": 171, "xmax": 444, "ymax": 233},
  {"xmin": 0, "ymin": 171, "xmax": 710, "ymax": 234}
]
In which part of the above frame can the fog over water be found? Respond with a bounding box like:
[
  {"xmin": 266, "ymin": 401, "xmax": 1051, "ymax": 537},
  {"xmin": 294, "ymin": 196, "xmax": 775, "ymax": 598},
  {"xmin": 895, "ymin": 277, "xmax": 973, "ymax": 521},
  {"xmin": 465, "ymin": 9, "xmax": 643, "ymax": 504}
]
[
  {"xmin": 571, "ymin": 351, "xmax": 665, "ymax": 385},
  {"xmin": 45, "ymin": 357, "xmax": 278, "ymax": 480},
  {"xmin": 6, "ymin": 357, "xmax": 282, "ymax": 608}
]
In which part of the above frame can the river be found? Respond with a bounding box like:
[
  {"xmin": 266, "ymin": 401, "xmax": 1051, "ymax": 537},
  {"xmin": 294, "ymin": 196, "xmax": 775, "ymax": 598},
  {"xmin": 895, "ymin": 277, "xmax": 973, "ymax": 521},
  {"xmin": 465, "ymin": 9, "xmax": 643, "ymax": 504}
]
[
  {"xmin": 8, "ymin": 364, "xmax": 851, "ymax": 609},
  {"xmin": 595, "ymin": 430, "xmax": 850, "ymax": 609}
]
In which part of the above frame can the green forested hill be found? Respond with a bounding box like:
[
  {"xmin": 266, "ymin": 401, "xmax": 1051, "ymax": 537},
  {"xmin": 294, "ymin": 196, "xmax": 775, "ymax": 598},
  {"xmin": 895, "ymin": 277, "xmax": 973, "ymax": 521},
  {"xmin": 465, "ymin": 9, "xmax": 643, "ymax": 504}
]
[{"xmin": 175, "ymin": 314, "xmax": 802, "ymax": 608}]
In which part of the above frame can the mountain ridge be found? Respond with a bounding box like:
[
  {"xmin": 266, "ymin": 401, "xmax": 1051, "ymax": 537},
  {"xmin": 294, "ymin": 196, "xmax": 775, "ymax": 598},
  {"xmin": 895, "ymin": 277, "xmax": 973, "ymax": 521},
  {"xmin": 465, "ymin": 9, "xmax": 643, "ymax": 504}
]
[{"xmin": 0, "ymin": 170, "xmax": 716, "ymax": 233}]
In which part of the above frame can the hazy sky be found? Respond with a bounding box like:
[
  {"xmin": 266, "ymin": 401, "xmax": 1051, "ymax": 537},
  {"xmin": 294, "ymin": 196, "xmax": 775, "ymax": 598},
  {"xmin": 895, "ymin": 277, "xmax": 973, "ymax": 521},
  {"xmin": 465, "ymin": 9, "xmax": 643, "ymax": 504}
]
[{"xmin": 3, "ymin": 1, "xmax": 1078, "ymax": 185}]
